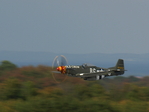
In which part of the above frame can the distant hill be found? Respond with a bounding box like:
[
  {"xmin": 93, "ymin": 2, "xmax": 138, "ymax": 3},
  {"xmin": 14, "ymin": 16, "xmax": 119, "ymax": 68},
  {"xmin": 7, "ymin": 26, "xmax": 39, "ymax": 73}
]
[{"xmin": 0, "ymin": 51, "xmax": 149, "ymax": 76}]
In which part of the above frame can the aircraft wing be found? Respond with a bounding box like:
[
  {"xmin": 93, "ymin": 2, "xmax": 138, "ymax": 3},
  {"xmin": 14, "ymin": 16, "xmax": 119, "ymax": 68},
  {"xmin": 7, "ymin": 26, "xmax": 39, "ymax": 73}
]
[
  {"xmin": 76, "ymin": 72, "xmax": 106, "ymax": 77},
  {"xmin": 109, "ymin": 69, "xmax": 126, "ymax": 72}
]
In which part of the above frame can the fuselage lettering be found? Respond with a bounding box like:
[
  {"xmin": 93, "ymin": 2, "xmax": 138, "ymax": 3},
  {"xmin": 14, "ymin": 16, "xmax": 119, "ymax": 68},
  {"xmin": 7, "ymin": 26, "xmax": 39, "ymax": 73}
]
[
  {"xmin": 66, "ymin": 65, "xmax": 80, "ymax": 68},
  {"xmin": 90, "ymin": 68, "xmax": 96, "ymax": 73}
]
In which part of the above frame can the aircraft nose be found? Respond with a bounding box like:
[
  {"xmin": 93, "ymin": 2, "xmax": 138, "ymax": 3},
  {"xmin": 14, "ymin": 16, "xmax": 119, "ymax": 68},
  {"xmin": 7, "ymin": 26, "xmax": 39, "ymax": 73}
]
[
  {"xmin": 56, "ymin": 66, "xmax": 66, "ymax": 74},
  {"xmin": 57, "ymin": 66, "xmax": 62, "ymax": 71}
]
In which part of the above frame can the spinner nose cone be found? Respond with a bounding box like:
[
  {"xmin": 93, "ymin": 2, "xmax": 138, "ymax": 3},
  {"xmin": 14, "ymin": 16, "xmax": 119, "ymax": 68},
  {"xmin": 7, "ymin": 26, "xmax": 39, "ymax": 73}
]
[
  {"xmin": 56, "ymin": 66, "xmax": 66, "ymax": 74},
  {"xmin": 57, "ymin": 66, "xmax": 62, "ymax": 71}
]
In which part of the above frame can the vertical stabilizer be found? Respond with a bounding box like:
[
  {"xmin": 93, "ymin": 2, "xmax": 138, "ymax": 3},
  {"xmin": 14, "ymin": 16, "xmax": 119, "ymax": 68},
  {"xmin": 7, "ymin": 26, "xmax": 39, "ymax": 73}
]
[{"xmin": 115, "ymin": 59, "xmax": 124, "ymax": 70}]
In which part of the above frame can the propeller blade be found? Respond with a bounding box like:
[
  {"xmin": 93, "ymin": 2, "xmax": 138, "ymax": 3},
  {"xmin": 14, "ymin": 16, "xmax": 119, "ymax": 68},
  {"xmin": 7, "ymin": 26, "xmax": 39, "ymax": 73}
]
[
  {"xmin": 52, "ymin": 71, "xmax": 61, "ymax": 73},
  {"xmin": 52, "ymin": 56, "xmax": 59, "ymax": 68},
  {"xmin": 51, "ymin": 55, "xmax": 68, "ymax": 83},
  {"xmin": 60, "ymin": 55, "xmax": 68, "ymax": 66},
  {"xmin": 56, "ymin": 58, "xmax": 60, "ymax": 66}
]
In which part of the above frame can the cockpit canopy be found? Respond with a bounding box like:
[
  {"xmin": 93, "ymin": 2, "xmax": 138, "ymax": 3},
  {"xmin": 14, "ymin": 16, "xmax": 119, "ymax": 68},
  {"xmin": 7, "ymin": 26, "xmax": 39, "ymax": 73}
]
[{"xmin": 82, "ymin": 63, "xmax": 95, "ymax": 67}]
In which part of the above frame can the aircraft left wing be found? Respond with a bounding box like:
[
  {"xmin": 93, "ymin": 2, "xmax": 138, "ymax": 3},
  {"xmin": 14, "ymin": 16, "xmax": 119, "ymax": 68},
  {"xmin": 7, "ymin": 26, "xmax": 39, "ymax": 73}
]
[{"xmin": 76, "ymin": 72, "xmax": 106, "ymax": 77}]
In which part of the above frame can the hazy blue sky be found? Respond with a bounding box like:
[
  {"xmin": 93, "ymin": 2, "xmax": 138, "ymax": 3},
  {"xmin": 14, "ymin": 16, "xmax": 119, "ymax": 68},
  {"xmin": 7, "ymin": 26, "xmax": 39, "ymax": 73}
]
[{"xmin": 1, "ymin": 0, "xmax": 149, "ymax": 54}]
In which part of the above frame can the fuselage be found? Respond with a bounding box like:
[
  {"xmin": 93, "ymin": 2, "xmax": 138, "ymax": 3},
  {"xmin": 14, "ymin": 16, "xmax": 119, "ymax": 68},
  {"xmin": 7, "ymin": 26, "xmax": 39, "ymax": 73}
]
[
  {"xmin": 55, "ymin": 58, "xmax": 125, "ymax": 81},
  {"xmin": 56, "ymin": 64, "xmax": 124, "ymax": 80}
]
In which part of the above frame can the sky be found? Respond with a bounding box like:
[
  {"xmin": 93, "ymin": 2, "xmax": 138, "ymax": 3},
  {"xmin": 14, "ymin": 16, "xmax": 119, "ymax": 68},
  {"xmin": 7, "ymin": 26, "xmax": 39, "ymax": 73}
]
[{"xmin": 1, "ymin": 0, "xmax": 149, "ymax": 54}]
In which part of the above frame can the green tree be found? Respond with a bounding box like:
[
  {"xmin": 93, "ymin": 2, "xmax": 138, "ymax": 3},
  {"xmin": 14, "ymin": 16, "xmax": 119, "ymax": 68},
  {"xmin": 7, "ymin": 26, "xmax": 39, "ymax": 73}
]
[
  {"xmin": 15, "ymin": 97, "xmax": 55, "ymax": 112},
  {"xmin": 0, "ymin": 78, "xmax": 22, "ymax": 100},
  {"xmin": 74, "ymin": 83, "xmax": 106, "ymax": 100},
  {"xmin": 0, "ymin": 60, "xmax": 17, "ymax": 71},
  {"xmin": 21, "ymin": 81, "xmax": 38, "ymax": 100}
]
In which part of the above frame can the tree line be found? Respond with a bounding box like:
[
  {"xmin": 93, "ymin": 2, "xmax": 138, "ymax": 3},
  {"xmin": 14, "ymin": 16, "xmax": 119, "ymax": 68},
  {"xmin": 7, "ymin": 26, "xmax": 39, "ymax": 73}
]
[{"xmin": 0, "ymin": 60, "xmax": 149, "ymax": 112}]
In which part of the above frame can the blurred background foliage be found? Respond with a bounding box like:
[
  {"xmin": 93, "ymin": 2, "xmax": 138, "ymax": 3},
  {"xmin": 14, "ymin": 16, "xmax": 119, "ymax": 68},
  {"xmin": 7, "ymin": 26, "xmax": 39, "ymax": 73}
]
[{"xmin": 0, "ymin": 60, "xmax": 149, "ymax": 112}]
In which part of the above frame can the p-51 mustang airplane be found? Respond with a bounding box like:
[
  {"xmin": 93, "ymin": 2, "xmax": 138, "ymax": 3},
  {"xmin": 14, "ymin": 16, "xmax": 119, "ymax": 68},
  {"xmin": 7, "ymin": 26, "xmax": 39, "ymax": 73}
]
[{"xmin": 52, "ymin": 55, "xmax": 126, "ymax": 81}]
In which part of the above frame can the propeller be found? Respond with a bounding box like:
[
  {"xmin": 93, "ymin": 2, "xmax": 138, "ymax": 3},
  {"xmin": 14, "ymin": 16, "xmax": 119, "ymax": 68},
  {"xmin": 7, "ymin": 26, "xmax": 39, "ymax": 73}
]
[{"xmin": 52, "ymin": 55, "xmax": 68, "ymax": 83}]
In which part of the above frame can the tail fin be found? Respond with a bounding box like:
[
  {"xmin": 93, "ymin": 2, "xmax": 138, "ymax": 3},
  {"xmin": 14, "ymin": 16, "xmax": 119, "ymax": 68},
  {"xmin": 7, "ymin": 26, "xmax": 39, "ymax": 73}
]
[
  {"xmin": 115, "ymin": 59, "xmax": 124, "ymax": 70},
  {"xmin": 108, "ymin": 59, "xmax": 125, "ymax": 75}
]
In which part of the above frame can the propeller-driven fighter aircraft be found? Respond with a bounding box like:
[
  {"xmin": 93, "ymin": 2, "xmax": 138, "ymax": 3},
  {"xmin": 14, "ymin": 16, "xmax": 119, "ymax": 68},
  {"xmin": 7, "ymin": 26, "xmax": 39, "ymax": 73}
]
[{"xmin": 52, "ymin": 55, "xmax": 126, "ymax": 81}]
